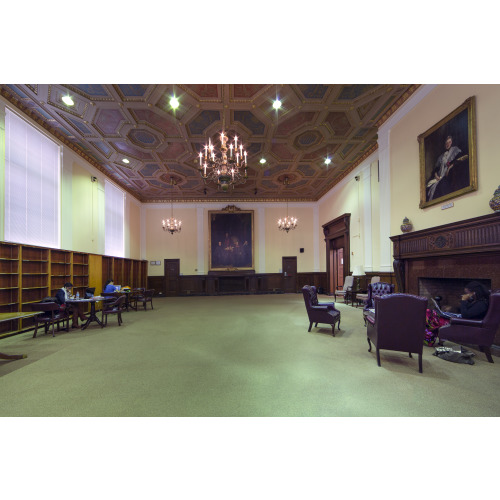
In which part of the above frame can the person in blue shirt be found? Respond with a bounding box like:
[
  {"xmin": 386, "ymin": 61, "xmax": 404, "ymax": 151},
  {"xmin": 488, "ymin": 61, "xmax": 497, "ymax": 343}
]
[{"xmin": 103, "ymin": 279, "xmax": 118, "ymax": 293}]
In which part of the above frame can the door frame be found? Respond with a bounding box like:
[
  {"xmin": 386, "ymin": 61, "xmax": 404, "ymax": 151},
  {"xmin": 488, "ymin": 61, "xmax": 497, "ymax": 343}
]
[
  {"xmin": 282, "ymin": 256, "xmax": 298, "ymax": 293},
  {"xmin": 322, "ymin": 214, "xmax": 351, "ymax": 295}
]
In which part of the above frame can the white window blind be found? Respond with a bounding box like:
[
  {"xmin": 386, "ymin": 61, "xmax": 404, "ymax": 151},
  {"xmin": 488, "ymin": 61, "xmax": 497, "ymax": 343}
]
[
  {"xmin": 4, "ymin": 108, "xmax": 60, "ymax": 247},
  {"xmin": 105, "ymin": 179, "xmax": 124, "ymax": 257}
]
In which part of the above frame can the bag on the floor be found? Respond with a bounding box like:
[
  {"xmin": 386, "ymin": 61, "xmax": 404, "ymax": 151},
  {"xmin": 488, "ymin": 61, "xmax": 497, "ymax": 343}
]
[{"xmin": 433, "ymin": 346, "xmax": 475, "ymax": 365}]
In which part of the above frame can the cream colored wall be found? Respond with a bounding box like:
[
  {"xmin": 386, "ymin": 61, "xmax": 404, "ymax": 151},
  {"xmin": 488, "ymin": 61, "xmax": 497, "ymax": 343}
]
[
  {"xmin": 318, "ymin": 156, "xmax": 377, "ymax": 273},
  {"xmin": 70, "ymin": 161, "xmax": 99, "ymax": 253},
  {"xmin": 145, "ymin": 205, "xmax": 198, "ymax": 276},
  {"xmin": 264, "ymin": 205, "xmax": 315, "ymax": 273},
  {"xmin": 390, "ymin": 84, "xmax": 500, "ymax": 234},
  {"xmin": 126, "ymin": 197, "xmax": 141, "ymax": 260},
  {"xmin": 142, "ymin": 203, "xmax": 316, "ymax": 276}
]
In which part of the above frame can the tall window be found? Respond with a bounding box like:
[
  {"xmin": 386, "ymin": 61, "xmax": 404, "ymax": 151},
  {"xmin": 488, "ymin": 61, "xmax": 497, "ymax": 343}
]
[
  {"xmin": 105, "ymin": 179, "xmax": 124, "ymax": 257},
  {"xmin": 4, "ymin": 108, "xmax": 60, "ymax": 247}
]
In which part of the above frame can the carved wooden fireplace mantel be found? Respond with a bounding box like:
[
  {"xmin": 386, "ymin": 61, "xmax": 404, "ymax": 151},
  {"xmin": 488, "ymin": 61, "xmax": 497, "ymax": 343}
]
[{"xmin": 390, "ymin": 213, "xmax": 500, "ymax": 294}]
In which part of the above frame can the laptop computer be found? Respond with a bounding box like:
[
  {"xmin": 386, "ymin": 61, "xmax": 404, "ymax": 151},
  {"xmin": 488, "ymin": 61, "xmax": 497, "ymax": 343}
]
[
  {"xmin": 431, "ymin": 298, "xmax": 462, "ymax": 319},
  {"xmin": 115, "ymin": 285, "xmax": 121, "ymax": 291}
]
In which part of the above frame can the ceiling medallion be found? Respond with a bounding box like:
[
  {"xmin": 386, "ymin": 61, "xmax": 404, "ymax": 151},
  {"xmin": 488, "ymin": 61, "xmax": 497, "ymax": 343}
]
[
  {"xmin": 199, "ymin": 131, "xmax": 248, "ymax": 192},
  {"xmin": 277, "ymin": 177, "xmax": 298, "ymax": 233}
]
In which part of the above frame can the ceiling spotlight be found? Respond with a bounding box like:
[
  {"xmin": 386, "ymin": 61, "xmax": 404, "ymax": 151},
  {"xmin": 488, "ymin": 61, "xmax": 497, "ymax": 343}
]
[
  {"xmin": 324, "ymin": 158, "xmax": 331, "ymax": 165},
  {"xmin": 62, "ymin": 95, "xmax": 74, "ymax": 106},
  {"xmin": 122, "ymin": 158, "xmax": 130, "ymax": 164},
  {"xmin": 273, "ymin": 99, "xmax": 282, "ymax": 110},
  {"xmin": 170, "ymin": 97, "xmax": 180, "ymax": 109},
  {"xmin": 259, "ymin": 158, "xmax": 267, "ymax": 164}
]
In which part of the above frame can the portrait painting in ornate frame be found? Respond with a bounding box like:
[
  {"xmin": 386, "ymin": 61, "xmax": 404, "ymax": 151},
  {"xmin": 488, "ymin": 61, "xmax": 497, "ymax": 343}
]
[
  {"xmin": 419, "ymin": 96, "xmax": 477, "ymax": 209},
  {"xmin": 209, "ymin": 206, "xmax": 254, "ymax": 271}
]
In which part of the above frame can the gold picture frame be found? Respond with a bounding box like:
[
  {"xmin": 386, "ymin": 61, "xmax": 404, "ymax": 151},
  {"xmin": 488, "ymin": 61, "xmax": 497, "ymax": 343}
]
[
  {"xmin": 419, "ymin": 96, "xmax": 477, "ymax": 209},
  {"xmin": 208, "ymin": 206, "xmax": 254, "ymax": 271}
]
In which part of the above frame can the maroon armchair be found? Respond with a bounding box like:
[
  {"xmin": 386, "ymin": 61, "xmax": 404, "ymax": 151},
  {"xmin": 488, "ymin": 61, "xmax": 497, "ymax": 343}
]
[
  {"xmin": 302, "ymin": 285, "xmax": 341, "ymax": 336},
  {"xmin": 363, "ymin": 282, "xmax": 396, "ymax": 325},
  {"xmin": 366, "ymin": 293, "xmax": 428, "ymax": 373},
  {"xmin": 439, "ymin": 292, "xmax": 500, "ymax": 363}
]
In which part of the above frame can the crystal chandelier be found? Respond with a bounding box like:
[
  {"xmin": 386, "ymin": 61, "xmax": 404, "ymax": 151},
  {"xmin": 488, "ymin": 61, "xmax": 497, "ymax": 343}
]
[
  {"xmin": 199, "ymin": 131, "xmax": 248, "ymax": 191},
  {"xmin": 278, "ymin": 177, "xmax": 298, "ymax": 233},
  {"xmin": 162, "ymin": 179, "xmax": 182, "ymax": 235}
]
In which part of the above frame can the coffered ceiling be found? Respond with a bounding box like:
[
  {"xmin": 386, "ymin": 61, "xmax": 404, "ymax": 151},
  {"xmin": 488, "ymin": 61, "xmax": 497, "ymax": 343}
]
[{"xmin": 0, "ymin": 84, "xmax": 418, "ymax": 202}]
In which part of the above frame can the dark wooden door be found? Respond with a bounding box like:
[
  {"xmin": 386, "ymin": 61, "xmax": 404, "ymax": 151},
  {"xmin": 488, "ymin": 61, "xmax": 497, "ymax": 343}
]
[
  {"xmin": 282, "ymin": 256, "xmax": 297, "ymax": 293},
  {"xmin": 164, "ymin": 259, "xmax": 180, "ymax": 297}
]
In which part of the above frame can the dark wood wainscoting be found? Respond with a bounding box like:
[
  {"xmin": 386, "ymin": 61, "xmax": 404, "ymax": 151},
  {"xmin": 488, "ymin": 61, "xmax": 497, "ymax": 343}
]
[{"xmin": 148, "ymin": 271, "xmax": 327, "ymax": 296}]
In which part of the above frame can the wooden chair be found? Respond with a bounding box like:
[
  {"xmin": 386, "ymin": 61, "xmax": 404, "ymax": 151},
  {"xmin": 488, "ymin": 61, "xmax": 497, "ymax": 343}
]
[
  {"xmin": 135, "ymin": 289, "xmax": 155, "ymax": 310},
  {"xmin": 30, "ymin": 302, "xmax": 70, "ymax": 338},
  {"xmin": 129, "ymin": 288, "xmax": 145, "ymax": 311},
  {"xmin": 366, "ymin": 293, "xmax": 428, "ymax": 373},
  {"xmin": 101, "ymin": 295, "xmax": 126, "ymax": 327},
  {"xmin": 333, "ymin": 275, "xmax": 354, "ymax": 303}
]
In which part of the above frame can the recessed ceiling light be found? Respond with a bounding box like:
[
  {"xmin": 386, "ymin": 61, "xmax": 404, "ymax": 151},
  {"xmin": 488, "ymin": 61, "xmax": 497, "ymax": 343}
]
[
  {"xmin": 62, "ymin": 95, "xmax": 74, "ymax": 106},
  {"xmin": 170, "ymin": 97, "xmax": 179, "ymax": 109},
  {"xmin": 122, "ymin": 158, "xmax": 130, "ymax": 164},
  {"xmin": 273, "ymin": 99, "xmax": 282, "ymax": 110},
  {"xmin": 260, "ymin": 158, "xmax": 267, "ymax": 164},
  {"xmin": 324, "ymin": 158, "xmax": 331, "ymax": 165}
]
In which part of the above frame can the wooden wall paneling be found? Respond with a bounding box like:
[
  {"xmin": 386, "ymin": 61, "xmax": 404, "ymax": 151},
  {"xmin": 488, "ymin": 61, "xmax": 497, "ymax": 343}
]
[
  {"xmin": 113, "ymin": 258, "xmax": 123, "ymax": 285},
  {"xmin": 147, "ymin": 276, "xmax": 164, "ymax": 295},
  {"xmin": 88, "ymin": 254, "xmax": 102, "ymax": 295}
]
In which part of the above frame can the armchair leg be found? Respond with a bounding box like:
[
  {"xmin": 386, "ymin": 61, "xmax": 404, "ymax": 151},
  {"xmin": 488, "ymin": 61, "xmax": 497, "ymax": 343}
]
[
  {"xmin": 409, "ymin": 352, "xmax": 413, "ymax": 358},
  {"xmin": 418, "ymin": 354, "xmax": 423, "ymax": 373},
  {"xmin": 331, "ymin": 325, "xmax": 335, "ymax": 337},
  {"xmin": 314, "ymin": 322, "xmax": 318, "ymax": 327},
  {"xmin": 308, "ymin": 321, "xmax": 312, "ymax": 332},
  {"xmin": 483, "ymin": 346, "xmax": 494, "ymax": 363},
  {"xmin": 376, "ymin": 348, "xmax": 381, "ymax": 367},
  {"xmin": 367, "ymin": 337, "xmax": 372, "ymax": 352},
  {"xmin": 337, "ymin": 319, "xmax": 341, "ymax": 330}
]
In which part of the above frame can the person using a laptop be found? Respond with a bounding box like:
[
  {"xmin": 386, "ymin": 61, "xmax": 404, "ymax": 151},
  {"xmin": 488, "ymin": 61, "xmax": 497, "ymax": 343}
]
[
  {"xmin": 103, "ymin": 279, "xmax": 119, "ymax": 293},
  {"xmin": 459, "ymin": 281, "xmax": 490, "ymax": 320},
  {"xmin": 425, "ymin": 281, "xmax": 490, "ymax": 346}
]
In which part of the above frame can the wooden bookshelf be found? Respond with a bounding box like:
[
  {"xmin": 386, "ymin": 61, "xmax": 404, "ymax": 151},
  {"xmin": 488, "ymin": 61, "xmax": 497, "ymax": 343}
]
[{"xmin": 0, "ymin": 241, "xmax": 147, "ymax": 337}]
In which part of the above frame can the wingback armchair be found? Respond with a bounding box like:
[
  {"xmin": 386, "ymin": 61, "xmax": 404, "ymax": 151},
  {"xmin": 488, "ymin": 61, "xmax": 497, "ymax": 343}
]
[
  {"xmin": 302, "ymin": 285, "xmax": 341, "ymax": 336},
  {"xmin": 366, "ymin": 293, "xmax": 428, "ymax": 373},
  {"xmin": 439, "ymin": 292, "xmax": 500, "ymax": 363},
  {"xmin": 362, "ymin": 282, "xmax": 396, "ymax": 325},
  {"xmin": 355, "ymin": 276, "xmax": 381, "ymax": 306}
]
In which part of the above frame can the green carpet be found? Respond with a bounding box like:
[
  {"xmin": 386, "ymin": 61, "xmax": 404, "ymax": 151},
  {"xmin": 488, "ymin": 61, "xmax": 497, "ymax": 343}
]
[{"xmin": 1, "ymin": 294, "xmax": 499, "ymax": 416}]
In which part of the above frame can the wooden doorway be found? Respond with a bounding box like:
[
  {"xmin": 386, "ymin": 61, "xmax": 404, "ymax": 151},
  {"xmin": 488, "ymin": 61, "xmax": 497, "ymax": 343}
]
[
  {"xmin": 164, "ymin": 259, "xmax": 180, "ymax": 297},
  {"xmin": 282, "ymin": 256, "xmax": 297, "ymax": 293},
  {"xmin": 323, "ymin": 214, "xmax": 350, "ymax": 295}
]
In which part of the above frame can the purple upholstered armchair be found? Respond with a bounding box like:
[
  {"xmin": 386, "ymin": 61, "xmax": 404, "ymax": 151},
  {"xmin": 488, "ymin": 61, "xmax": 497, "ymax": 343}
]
[
  {"xmin": 302, "ymin": 285, "xmax": 341, "ymax": 336},
  {"xmin": 439, "ymin": 292, "xmax": 500, "ymax": 363},
  {"xmin": 366, "ymin": 293, "xmax": 428, "ymax": 373},
  {"xmin": 362, "ymin": 282, "xmax": 396, "ymax": 325}
]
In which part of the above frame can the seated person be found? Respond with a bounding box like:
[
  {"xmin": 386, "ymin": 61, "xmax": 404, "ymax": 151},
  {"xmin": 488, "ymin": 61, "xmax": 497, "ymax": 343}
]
[
  {"xmin": 425, "ymin": 281, "xmax": 490, "ymax": 346},
  {"xmin": 103, "ymin": 279, "xmax": 119, "ymax": 293},
  {"xmin": 55, "ymin": 282, "xmax": 87, "ymax": 327},
  {"xmin": 459, "ymin": 281, "xmax": 490, "ymax": 320}
]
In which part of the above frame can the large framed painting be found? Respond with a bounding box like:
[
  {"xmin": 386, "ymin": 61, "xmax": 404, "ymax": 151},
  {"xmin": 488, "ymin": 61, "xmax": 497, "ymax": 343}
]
[
  {"xmin": 419, "ymin": 96, "xmax": 477, "ymax": 209},
  {"xmin": 209, "ymin": 206, "xmax": 254, "ymax": 271}
]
